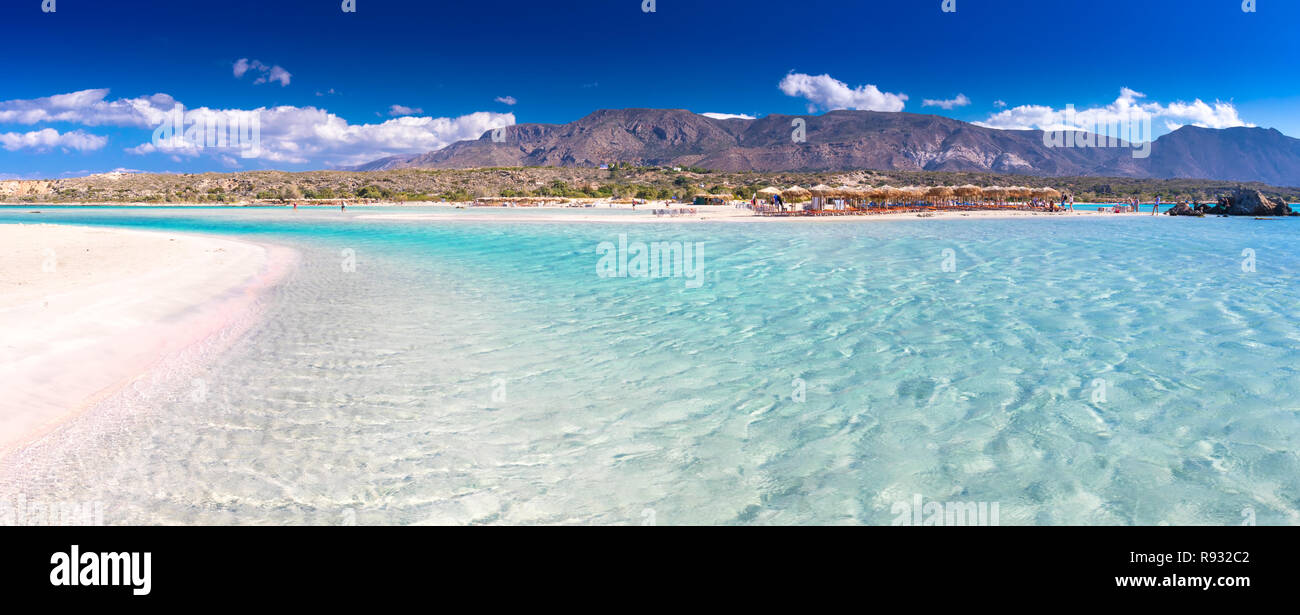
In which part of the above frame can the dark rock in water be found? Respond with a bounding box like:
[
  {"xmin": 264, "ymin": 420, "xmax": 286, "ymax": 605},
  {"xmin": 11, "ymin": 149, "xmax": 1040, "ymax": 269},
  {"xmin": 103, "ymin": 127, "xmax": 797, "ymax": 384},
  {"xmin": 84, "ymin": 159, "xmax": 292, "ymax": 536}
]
[
  {"xmin": 1168, "ymin": 188, "xmax": 1295, "ymax": 217},
  {"xmin": 1224, "ymin": 188, "xmax": 1292, "ymax": 216}
]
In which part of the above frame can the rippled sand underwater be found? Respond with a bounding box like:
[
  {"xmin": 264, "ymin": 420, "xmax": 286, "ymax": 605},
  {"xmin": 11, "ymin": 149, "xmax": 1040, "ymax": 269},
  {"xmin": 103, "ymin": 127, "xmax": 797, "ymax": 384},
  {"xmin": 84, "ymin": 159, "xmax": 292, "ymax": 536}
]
[{"xmin": 3, "ymin": 208, "xmax": 1299, "ymax": 525}]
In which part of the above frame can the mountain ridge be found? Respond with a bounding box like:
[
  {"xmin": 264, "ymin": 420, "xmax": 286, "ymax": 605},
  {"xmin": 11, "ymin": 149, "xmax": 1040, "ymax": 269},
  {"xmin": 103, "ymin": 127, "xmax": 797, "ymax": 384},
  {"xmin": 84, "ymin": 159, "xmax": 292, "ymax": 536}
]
[{"xmin": 352, "ymin": 109, "xmax": 1300, "ymax": 187}]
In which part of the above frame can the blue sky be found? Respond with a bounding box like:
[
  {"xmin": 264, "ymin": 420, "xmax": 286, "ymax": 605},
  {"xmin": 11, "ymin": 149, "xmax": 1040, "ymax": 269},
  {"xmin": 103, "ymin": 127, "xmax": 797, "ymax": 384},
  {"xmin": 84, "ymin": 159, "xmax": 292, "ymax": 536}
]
[{"xmin": 2, "ymin": 0, "xmax": 1297, "ymax": 178}]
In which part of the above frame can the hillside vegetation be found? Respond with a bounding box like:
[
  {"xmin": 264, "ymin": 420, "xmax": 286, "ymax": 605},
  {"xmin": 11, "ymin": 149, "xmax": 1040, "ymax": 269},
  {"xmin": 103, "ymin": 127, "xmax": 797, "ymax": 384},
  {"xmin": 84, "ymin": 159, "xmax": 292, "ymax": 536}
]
[{"xmin": 4, "ymin": 166, "xmax": 1298, "ymax": 205}]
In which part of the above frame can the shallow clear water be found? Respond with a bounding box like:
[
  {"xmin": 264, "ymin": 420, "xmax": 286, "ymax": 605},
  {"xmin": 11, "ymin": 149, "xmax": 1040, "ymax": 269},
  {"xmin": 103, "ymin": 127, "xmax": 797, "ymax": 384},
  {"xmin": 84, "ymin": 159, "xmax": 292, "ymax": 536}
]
[{"xmin": 3, "ymin": 207, "xmax": 1299, "ymax": 525}]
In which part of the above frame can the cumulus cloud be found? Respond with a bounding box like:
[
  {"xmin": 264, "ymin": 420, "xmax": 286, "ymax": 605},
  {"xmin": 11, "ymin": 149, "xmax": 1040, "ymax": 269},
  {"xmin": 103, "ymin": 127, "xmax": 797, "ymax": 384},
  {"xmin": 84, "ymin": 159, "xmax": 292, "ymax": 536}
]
[
  {"xmin": 388, "ymin": 104, "xmax": 423, "ymax": 116},
  {"xmin": 0, "ymin": 88, "xmax": 514, "ymax": 166},
  {"xmin": 778, "ymin": 72, "xmax": 908, "ymax": 112},
  {"xmin": 0, "ymin": 89, "xmax": 176, "ymax": 127},
  {"xmin": 495, "ymin": 96, "xmax": 517, "ymax": 106},
  {"xmin": 0, "ymin": 128, "xmax": 108, "ymax": 152},
  {"xmin": 129, "ymin": 105, "xmax": 515, "ymax": 166},
  {"xmin": 233, "ymin": 59, "xmax": 292, "ymax": 86},
  {"xmin": 700, "ymin": 112, "xmax": 756, "ymax": 120},
  {"xmin": 974, "ymin": 88, "xmax": 1253, "ymax": 135},
  {"xmin": 922, "ymin": 94, "xmax": 971, "ymax": 110},
  {"xmin": 993, "ymin": 100, "xmax": 1008, "ymax": 108}
]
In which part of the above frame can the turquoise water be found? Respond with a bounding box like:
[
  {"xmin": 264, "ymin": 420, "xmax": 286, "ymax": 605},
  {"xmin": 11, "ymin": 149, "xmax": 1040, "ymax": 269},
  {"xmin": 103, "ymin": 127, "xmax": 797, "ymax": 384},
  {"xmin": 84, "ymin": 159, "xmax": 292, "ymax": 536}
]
[{"xmin": 3, "ymin": 207, "xmax": 1299, "ymax": 525}]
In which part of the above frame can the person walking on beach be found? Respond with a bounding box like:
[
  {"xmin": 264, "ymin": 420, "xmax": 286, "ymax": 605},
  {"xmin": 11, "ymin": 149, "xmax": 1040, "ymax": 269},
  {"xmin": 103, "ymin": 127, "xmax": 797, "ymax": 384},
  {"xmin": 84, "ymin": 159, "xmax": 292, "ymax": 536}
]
[{"xmin": 341, "ymin": 202, "xmax": 347, "ymax": 212}]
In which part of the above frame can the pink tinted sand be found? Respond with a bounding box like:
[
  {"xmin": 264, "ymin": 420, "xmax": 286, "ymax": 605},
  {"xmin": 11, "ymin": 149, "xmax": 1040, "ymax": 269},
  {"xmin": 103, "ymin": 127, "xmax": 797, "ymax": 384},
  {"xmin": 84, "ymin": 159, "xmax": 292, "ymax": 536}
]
[{"xmin": 0, "ymin": 224, "xmax": 296, "ymax": 456}]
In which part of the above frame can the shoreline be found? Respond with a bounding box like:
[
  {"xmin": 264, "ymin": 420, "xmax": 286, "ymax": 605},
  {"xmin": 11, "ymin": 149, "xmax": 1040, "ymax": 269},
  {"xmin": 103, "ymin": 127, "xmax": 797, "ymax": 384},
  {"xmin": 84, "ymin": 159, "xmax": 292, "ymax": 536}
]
[
  {"xmin": 355, "ymin": 206, "xmax": 1170, "ymax": 224},
  {"xmin": 0, "ymin": 223, "xmax": 298, "ymax": 458}
]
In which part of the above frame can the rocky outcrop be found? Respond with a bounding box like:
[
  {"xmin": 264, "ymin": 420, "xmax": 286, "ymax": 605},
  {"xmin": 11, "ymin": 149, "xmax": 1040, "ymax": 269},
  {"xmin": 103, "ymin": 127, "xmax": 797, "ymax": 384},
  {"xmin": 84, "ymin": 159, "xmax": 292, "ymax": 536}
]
[
  {"xmin": 0, "ymin": 180, "xmax": 55, "ymax": 198},
  {"xmin": 1225, "ymin": 188, "xmax": 1293, "ymax": 216},
  {"xmin": 1166, "ymin": 188, "xmax": 1295, "ymax": 217},
  {"xmin": 1166, "ymin": 203, "xmax": 1200, "ymax": 216}
]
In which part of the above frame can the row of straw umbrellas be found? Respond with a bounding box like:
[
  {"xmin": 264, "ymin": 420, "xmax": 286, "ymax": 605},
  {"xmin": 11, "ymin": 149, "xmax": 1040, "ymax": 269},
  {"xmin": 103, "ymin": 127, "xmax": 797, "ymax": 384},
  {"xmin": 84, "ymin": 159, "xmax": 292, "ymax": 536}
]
[{"xmin": 755, "ymin": 184, "xmax": 1063, "ymax": 207}]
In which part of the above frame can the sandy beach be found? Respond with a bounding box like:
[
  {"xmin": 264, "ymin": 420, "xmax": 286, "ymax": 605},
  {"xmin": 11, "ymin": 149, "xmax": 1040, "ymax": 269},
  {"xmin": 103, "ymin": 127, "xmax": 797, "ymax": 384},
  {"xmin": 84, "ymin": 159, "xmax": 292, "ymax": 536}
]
[
  {"xmin": 355, "ymin": 204, "xmax": 1154, "ymax": 224},
  {"xmin": 0, "ymin": 224, "xmax": 296, "ymax": 456}
]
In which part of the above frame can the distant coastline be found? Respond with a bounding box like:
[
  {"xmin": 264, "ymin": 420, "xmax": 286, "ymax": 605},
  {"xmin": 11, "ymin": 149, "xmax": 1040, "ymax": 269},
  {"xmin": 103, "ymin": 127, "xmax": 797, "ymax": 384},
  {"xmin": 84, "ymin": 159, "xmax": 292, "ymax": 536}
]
[{"xmin": 3, "ymin": 166, "xmax": 1298, "ymax": 208}]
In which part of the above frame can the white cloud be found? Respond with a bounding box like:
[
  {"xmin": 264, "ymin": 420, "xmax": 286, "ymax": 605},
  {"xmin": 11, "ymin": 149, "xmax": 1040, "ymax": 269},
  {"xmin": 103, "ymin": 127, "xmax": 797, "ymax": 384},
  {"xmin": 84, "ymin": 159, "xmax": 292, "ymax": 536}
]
[
  {"xmin": 974, "ymin": 88, "xmax": 1253, "ymax": 135},
  {"xmin": 0, "ymin": 89, "xmax": 514, "ymax": 166},
  {"xmin": 495, "ymin": 96, "xmax": 517, "ymax": 106},
  {"xmin": 778, "ymin": 72, "xmax": 908, "ymax": 112},
  {"xmin": 233, "ymin": 59, "xmax": 292, "ymax": 87},
  {"xmin": 0, "ymin": 128, "xmax": 107, "ymax": 152},
  {"xmin": 0, "ymin": 89, "xmax": 176, "ymax": 127},
  {"xmin": 993, "ymin": 100, "xmax": 1007, "ymax": 108},
  {"xmin": 700, "ymin": 112, "xmax": 756, "ymax": 120},
  {"xmin": 126, "ymin": 103, "xmax": 514, "ymax": 166},
  {"xmin": 922, "ymin": 94, "xmax": 971, "ymax": 110},
  {"xmin": 389, "ymin": 104, "xmax": 424, "ymax": 116}
]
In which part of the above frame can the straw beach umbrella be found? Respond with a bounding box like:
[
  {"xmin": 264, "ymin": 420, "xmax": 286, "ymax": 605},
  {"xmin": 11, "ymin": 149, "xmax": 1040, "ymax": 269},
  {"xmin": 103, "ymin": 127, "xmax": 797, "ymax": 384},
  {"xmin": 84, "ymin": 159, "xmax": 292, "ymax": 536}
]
[
  {"xmin": 840, "ymin": 186, "xmax": 868, "ymax": 208},
  {"xmin": 954, "ymin": 184, "xmax": 982, "ymax": 205},
  {"xmin": 782, "ymin": 186, "xmax": 811, "ymax": 203},
  {"xmin": 925, "ymin": 186, "xmax": 955, "ymax": 207},
  {"xmin": 901, "ymin": 186, "xmax": 926, "ymax": 205},
  {"xmin": 982, "ymin": 186, "xmax": 1008, "ymax": 205},
  {"xmin": 869, "ymin": 185, "xmax": 893, "ymax": 205},
  {"xmin": 809, "ymin": 184, "xmax": 836, "ymax": 209},
  {"xmin": 754, "ymin": 186, "xmax": 782, "ymax": 211}
]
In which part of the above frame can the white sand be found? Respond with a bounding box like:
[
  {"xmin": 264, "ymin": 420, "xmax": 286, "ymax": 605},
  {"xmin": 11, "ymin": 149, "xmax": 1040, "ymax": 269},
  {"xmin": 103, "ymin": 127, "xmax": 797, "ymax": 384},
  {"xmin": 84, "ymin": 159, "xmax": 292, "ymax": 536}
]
[{"xmin": 0, "ymin": 224, "xmax": 295, "ymax": 455}]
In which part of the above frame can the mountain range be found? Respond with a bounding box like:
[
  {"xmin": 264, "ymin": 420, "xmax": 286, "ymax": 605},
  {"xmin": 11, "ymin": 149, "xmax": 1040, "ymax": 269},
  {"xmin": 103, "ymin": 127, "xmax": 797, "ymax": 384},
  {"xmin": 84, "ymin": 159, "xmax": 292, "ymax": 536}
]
[{"xmin": 353, "ymin": 109, "xmax": 1300, "ymax": 187}]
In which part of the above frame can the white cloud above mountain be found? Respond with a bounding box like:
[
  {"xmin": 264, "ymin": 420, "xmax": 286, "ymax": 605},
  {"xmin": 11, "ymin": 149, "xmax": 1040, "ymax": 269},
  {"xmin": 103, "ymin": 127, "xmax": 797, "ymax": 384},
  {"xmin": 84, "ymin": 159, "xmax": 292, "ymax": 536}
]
[
  {"xmin": 700, "ymin": 112, "xmax": 756, "ymax": 120},
  {"xmin": 922, "ymin": 94, "xmax": 971, "ymax": 110},
  {"xmin": 0, "ymin": 128, "xmax": 107, "ymax": 152},
  {"xmin": 0, "ymin": 89, "xmax": 514, "ymax": 167},
  {"xmin": 975, "ymin": 88, "xmax": 1252, "ymax": 134},
  {"xmin": 778, "ymin": 72, "xmax": 908, "ymax": 112}
]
